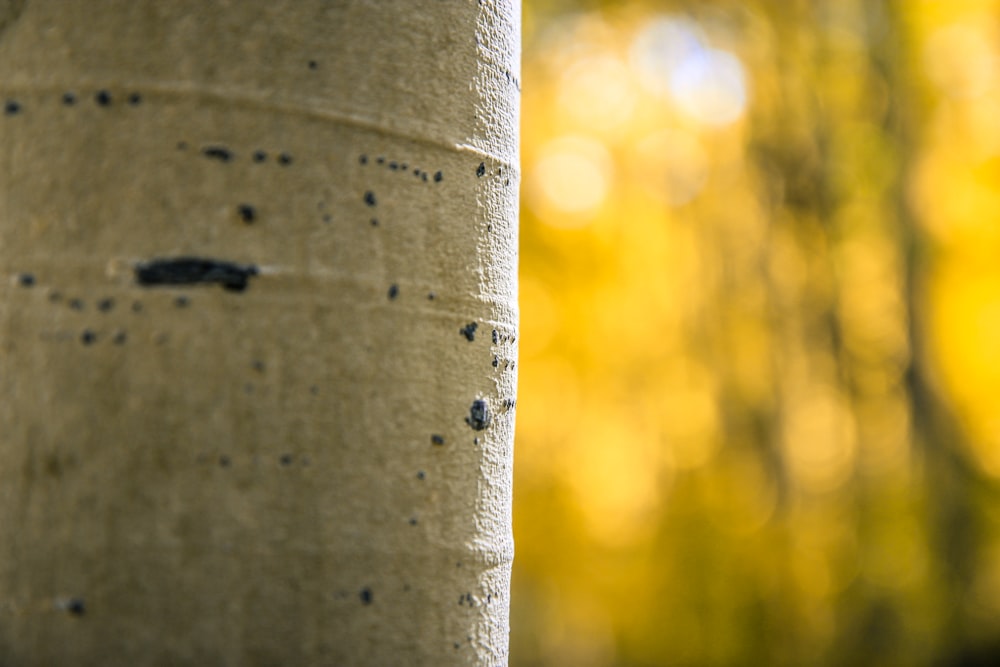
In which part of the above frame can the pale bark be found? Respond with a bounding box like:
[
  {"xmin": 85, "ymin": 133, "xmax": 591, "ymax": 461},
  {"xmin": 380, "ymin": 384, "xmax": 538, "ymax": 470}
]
[{"xmin": 0, "ymin": 1, "xmax": 518, "ymax": 664}]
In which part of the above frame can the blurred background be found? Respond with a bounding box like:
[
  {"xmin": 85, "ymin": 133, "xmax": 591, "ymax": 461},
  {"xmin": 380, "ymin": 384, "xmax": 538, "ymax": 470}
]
[{"xmin": 510, "ymin": 0, "xmax": 1000, "ymax": 665}]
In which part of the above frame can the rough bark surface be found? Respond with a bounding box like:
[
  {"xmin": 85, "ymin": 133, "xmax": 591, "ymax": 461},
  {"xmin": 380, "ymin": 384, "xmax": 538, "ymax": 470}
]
[{"xmin": 0, "ymin": 1, "xmax": 519, "ymax": 664}]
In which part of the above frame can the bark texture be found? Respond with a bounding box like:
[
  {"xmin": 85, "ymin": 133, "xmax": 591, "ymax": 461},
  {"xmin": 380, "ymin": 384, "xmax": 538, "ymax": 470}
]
[{"xmin": 0, "ymin": 1, "xmax": 519, "ymax": 664}]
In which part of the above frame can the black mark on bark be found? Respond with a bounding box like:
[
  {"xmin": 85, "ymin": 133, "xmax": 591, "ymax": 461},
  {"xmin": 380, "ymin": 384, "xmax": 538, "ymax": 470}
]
[
  {"xmin": 202, "ymin": 146, "xmax": 233, "ymax": 162},
  {"xmin": 460, "ymin": 322, "xmax": 478, "ymax": 341},
  {"xmin": 65, "ymin": 598, "xmax": 86, "ymax": 616},
  {"xmin": 237, "ymin": 204, "xmax": 256, "ymax": 223},
  {"xmin": 466, "ymin": 399, "xmax": 491, "ymax": 431},
  {"xmin": 135, "ymin": 257, "xmax": 259, "ymax": 292}
]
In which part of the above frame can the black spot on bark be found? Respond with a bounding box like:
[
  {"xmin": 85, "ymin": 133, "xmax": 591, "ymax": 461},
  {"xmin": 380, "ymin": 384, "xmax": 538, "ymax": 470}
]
[
  {"xmin": 492, "ymin": 356, "xmax": 499, "ymax": 367},
  {"xmin": 434, "ymin": 171, "xmax": 443, "ymax": 182},
  {"xmin": 17, "ymin": 273, "xmax": 34, "ymax": 287},
  {"xmin": 460, "ymin": 322, "xmax": 478, "ymax": 341},
  {"xmin": 253, "ymin": 150, "xmax": 267, "ymax": 163},
  {"xmin": 128, "ymin": 92, "xmax": 142, "ymax": 105},
  {"xmin": 66, "ymin": 598, "xmax": 86, "ymax": 616},
  {"xmin": 278, "ymin": 153, "xmax": 293, "ymax": 166},
  {"xmin": 417, "ymin": 470, "xmax": 426, "ymax": 480},
  {"xmin": 359, "ymin": 154, "xmax": 368, "ymax": 165},
  {"xmin": 4, "ymin": 100, "xmax": 20, "ymax": 115},
  {"xmin": 219, "ymin": 455, "xmax": 231, "ymax": 467},
  {"xmin": 97, "ymin": 298, "xmax": 114, "ymax": 312},
  {"xmin": 376, "ymin": 156, "xmax": 385, "ymax": 164},
  {"xmin": 202, "ymin": 146, "xmax": 233, "ymax": 162},
  {"xmin": 69, "ymin": 298, "xmax": 84, "ymax": 311},
  {"xmin": 280, "ymin": 454, "xmax": 293, "ymax": 466},
  {"xmin": 476, "ymin": 162, "xmax": 486, "ymax": 177},
  {"xmin": 62, "ymin": 92, "xmax": 76, "ymax": 106},
  {"xmin": 135, "ymin": 257, "xmax": 259, "ymax": 292},
  {"xmin": 492, "ymin": 329, "xmax": 499, "ymax": 344},
  {"xmin": 387, "ymin": 284, "xmax": 399, "ymax": 300},
  {"xmin": 431, "ymin": 434, "xmax": 445, "ymax": 446},
  {"xmin": 364, "ymin": 191, "xmax": 377, "ymax": 207},
  {"xmin": 427, "ymin": 292, "xmax": 436, "ymax": 300},
  {"xmin": 308, "ymin": 60, "xmax": 318, "ymax": 70},
  {"xmin": 360, "ymin": 588, "xmax": 373, "ymax": 605},
  {"xmin": 370, "ymin": 218, "xmax": 378, "ymax": 226},
  {"xmin": 389, "ymin": 161, "xmax": 398, "ymax": 170},
  {"xmin": 237, "ymin": 204, "xmax": 256, "ymax": 223},
  {"xmin": 466, "ymin": 399, "xmax": 491, "ymax": 431},
  {"xmin": 409, "ymin": 517, "xmax": 418, "ymax": 526},
  {"xmin": 80, "ymin": 330, "xmax": 96, "ymax": 345},
  {"xmin": 95, "ymin": 90, "xmax": 111, "ymax": 106},
  {"xmin": 174, "ymin": 295, "xmax": 190, "ymax": 308}
]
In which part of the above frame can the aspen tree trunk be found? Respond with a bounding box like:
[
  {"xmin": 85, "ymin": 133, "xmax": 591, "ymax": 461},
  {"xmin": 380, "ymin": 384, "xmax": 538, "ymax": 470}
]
[{"xmin": 0, "ymin": 1, "xmax": 519, "ymax": 664}]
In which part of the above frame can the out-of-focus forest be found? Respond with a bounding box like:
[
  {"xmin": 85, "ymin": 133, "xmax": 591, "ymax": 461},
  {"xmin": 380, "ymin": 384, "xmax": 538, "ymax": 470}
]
[{"xmin": 511, "ymin": 0, "xmax": 1000, "ymax": 665}]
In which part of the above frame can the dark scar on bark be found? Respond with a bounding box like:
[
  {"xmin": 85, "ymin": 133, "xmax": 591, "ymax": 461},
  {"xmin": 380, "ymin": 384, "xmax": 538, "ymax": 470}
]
[
  {"xmin": 201, "ymin": 146, "xmax": 233, "ymax": 162},
  {"xmin": 466, "ymin": 399, "xmax": 491, "ymax": 431},
  {"xmin": 134, "ymin": 258, "xmax": 259, "ymax": 292},
  {"xmin": 460, "ymin": 322, "xmax": 478, "ymax": 341}
]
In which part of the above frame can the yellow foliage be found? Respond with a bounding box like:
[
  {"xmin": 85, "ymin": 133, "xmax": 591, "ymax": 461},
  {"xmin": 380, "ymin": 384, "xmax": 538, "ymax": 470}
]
[{"xmin": 514, "ymin": 0, "xmax": 1000, "ymax": 665}]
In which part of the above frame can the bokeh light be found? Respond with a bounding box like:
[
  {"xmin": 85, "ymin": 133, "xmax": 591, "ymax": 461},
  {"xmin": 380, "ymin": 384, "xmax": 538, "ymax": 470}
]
[{"xmin": 529, "ymin": 135, "xmax": 613, "ymax": 223}]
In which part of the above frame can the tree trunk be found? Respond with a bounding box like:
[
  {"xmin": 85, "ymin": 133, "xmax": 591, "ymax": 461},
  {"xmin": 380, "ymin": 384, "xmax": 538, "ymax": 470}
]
[{"xmin": 0, "ymin": 1, "xmax": 519, "ymax": 664}]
